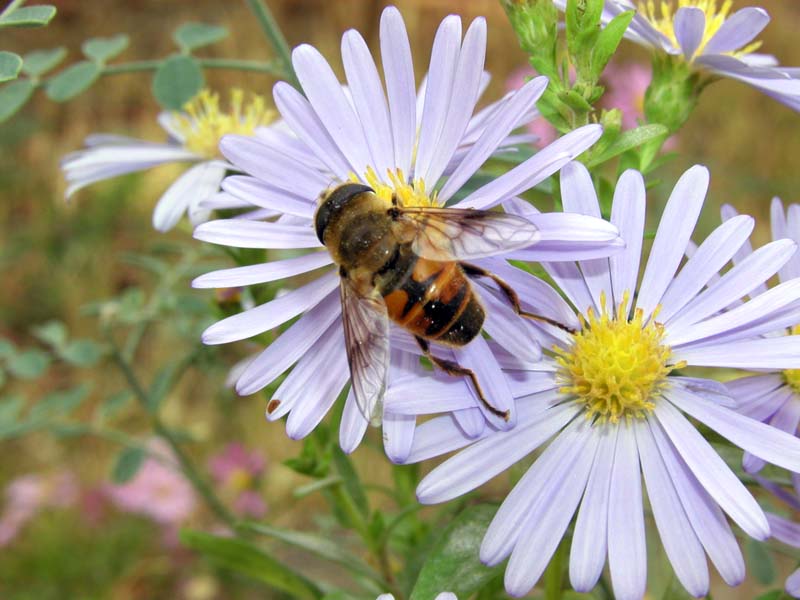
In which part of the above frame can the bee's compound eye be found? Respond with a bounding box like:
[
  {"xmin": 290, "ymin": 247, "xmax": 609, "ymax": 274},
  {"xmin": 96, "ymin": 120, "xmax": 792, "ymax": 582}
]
[{"xmin": 314, "ymin": 183, "xmax": 374, "ymax": 244}]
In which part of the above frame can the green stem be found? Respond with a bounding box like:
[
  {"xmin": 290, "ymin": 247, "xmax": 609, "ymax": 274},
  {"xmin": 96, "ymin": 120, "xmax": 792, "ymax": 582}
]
[
  {"xmin": 0, "ymin": 0, "xmax": 25, "ymax": 19},
  {"xmin": 101, "ymin": 58, "xmax": 283, "ymax": 77},
  {"xmin": 243, "ymin": 0, "xmax": 300, "ymax": 89}
]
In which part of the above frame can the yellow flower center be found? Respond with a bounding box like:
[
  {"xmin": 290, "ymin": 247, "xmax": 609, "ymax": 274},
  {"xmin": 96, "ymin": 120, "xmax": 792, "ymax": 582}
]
[
  {"xmin": 638, "ymin": 0, "xmax": 762, "ymax": 59},
  {"xmin": 174, "ymin": 89, "xmax": 276, "ymax": 159},
  {"xmin": 785, "ymin": 325, "xmax": 800, "ymax": 395},
  {"xmin": 356, "ymin": 167, "xmax": 440, "ymax": 208},
  {"xmin": 555, "ymin": 292, "xmax": 683, "ymax": 422}
]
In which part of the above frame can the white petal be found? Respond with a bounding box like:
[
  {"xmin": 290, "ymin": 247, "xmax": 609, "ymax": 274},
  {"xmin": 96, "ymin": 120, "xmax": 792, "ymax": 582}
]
[
  {"xmin": 221, "ymin": 175, "xmax": 315, "ymax": 219},
  {"xmin": 192, "ymin": 252, "xmax": 332, "ymax": 288},
  {"xmin": 382, "ymin": 411, "xmax": 416, "ymax": 464},
  {"xmin": 193, "ymin": 219, "xmax": 320, "ymax": 249},
  {"xmin": 609, "ymin": 170, "xmax": 645, "ymax": 316},
  {"xmin": 674, "ymin": 336, "xmax": 800, "ymax": 370},
  {"xmin": 152, "ymin": 161, "xmax": 225, "ymax": 232},
  {"xmin": 340, "ymin": 387, "xmax": 369, "ymax": 454}
]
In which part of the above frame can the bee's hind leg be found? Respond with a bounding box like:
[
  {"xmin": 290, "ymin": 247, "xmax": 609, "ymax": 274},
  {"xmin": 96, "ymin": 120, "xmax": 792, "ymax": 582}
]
[
  {"xmin": 414, "ymin": 336, "xmax": 510, "ymax": 422},
  {"xmin": 460, "ymin": 263, "xmax": 576, "ymax": 334}
]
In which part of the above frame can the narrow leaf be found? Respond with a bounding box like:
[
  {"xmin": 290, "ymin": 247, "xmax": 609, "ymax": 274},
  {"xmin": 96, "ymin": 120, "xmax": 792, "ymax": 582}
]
[
  {"xmin": 592, "ymin": 10, "xmax": 635, "ymax": 77},
  {"xmin": 0, "ymin": 395, "xmax": 25, "ymax": 424},
  {"xmin": 28, "ymin": 383, "xmax": 91, "ymax": 419},
  {"xmin": 173, "ymin": 22, "xmax": 228, "ymax": 51},
  {"xmin": 0, "ymin": 5, "xmax": 56, "ymax": 27},
  {"xmin": 59, "ymin": 339, "xmax": 104, "ymax": 367},
  {"xmin": 82, "ymin": 34, "xmax": 129, "ymax": 63},
  {"xmin": 31, "ymin": 320, "xmax": 68, "ymax": 349},
  {"xmin": 181, "ymin": 530, "xmax": 323, "ymax": 599},
  {"xmin": 46, "ymin": 60, "xmax": 100, "ymax": 101},
  {"xmin": 0, "ymin": 79, "xmax": 34, "ymax": 122},
  {"xmin": 747, "ymin": 539, "xmax": 776, "ymax": 585},
  {"xmin": 152, "ymin": 54, "xmax": 203, "ymax": 110},
  {"xmin": 111, "ymin": 446, "xmax": 145, "ymax": 483},
  {"xmin": 409, "ymin": 504, "xmax": 503, "ymax": 600},
  {"xmin": 22, "ymin": 47, "xmax": 66, "ymax": 76},
  {"xmin": 585, "ymin": 124, "xmax": 669, "ymax": 168},
  {"xmin": 0, "ymin": 51, "xmax": 22, "ymax": 82},
  {"xmin": 7, "ymin": 349, "xmax": 50, "ymax": 379}
]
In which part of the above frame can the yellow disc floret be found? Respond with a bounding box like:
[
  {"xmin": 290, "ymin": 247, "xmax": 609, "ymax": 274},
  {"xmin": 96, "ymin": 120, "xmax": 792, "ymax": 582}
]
[
  {"xmin": 174, "ymin": 88, "xmax": 276, "ymax": 159},
  {"xmin": 785, "ymin": 325, "xmax": 800, "ymax": 395},
  {"xmin": 356, "ymin": 167, "xmax": 439, "ymax": 208},
  {"xmin": 638, "ymin": 0, "xmax": 762, "ymax": 60},
  {"xmin": 555, "ymin": 292, "xmax": 682, "ymax": 423}
]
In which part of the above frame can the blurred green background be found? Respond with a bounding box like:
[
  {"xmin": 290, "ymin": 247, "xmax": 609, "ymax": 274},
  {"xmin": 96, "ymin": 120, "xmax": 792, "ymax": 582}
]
[{"xmin": 2, "ymin": 0, "xmax": 800, "ymax": 598}]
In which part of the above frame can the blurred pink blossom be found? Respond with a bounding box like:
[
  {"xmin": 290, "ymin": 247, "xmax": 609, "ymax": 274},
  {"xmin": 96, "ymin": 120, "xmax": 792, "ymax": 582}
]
[
  {"xmin": 506, "ymin": 67, "xmax": 558, "ymax": 148},
  {"xmin": 0, "ymin": 470, "xmax": 79, "ymax": 547},
  {"xmin": 208, "ymin": 443, "xmax": 266, "ymax": 519},
  {"xmin": 105, "ymin": 442, "xmax": 197, "ymax": 525}
]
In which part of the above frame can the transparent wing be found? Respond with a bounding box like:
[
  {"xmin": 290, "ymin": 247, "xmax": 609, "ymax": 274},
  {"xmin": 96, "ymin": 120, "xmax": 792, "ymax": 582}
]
[
  {"xmin": 396, "ymin": 207, "xmax": 540, "ymax": 261},
  {"xmin": 340, "ymin": 279, "xmax": 390, "ymax": 427}
]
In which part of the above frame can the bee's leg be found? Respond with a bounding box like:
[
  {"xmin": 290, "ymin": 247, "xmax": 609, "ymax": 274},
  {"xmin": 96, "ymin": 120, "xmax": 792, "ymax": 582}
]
[
  {"xmin": 414, "ymin": 336, "xmax": 510, "ymax": 421},
  {"xmin": 461, "ymin": 263, "xmax": 576, "ymax": 334}
]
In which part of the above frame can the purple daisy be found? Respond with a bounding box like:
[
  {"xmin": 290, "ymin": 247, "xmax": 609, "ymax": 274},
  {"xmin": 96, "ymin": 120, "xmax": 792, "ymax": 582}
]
[
  {"xmin": 192, "ymin": 6, "xmax": 622, "ymax": 459},
  {"xmin": 553, "ymin": 0, "xmax": 800, "ymax": 111},
  {"xmin": 409, "ymin": 163, "xmax": 800, "ymax": 599}
]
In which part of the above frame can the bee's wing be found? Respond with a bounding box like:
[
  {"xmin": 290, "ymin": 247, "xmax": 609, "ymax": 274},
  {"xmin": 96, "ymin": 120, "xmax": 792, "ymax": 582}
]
[
  {"xmin": 340, "ymin": 279, "xmax": 390, "ymax": 427},
  {"xmin": 396, "ymin": 207, "xmax": 540, "ymax": 261}
]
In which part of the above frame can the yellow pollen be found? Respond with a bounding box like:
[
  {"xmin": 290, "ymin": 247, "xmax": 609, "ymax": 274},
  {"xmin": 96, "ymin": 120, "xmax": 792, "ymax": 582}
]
[
  {"xmin": 174, "ymin": 88, "xmax": 276, "ymax": 159},
  {"xmin": 555, "ymin": 292, "xmax": 683, "ymax": 423},
  {"xmin": 638, "ymin": 0, "xmax": 762, "ymax": 60},
  {"xmin": 352, "ymin": 167, "xmax": 439, "ymax": 208},
  {"xmin": 785, "ymin": 325, "xmax": 800, "ymax": 395}
]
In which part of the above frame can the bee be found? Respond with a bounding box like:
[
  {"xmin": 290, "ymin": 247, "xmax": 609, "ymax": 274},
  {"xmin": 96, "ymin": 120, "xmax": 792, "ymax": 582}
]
[{"xmin": 315, "ymin": 182, "xmax": 562, "ymax": 426}]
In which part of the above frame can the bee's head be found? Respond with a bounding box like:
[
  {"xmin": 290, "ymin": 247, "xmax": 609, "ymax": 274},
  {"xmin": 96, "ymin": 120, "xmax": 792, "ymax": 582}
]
[{"xmin": 314, "ymin": 183, "xmax": 374, "ymax": 244}]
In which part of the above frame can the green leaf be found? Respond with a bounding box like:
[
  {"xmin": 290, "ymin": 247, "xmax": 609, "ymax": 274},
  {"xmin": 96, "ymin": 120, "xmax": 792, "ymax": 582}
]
[
  {"xmin": 0, "ymin": 78, "xmax": 34, "ymax": 122},
  {"xmin": 747, "ymin": 539, "xmax": 776, "ymax": 585},
  {"xmin": 585, "ymin": 124, "xmax": 669, "ymax": 168},
  {"xmin": 152, "ymin": 54, "xmax": 203, "ymax": 110},
  {"xmin": 21, "ymin": 46, "xmax": 66, "ymax": 76},
  {"xmin": 755, "ymin": 591, "xmax": 791, "ymax": 600},
  {"xmin": 173, "ymin": 22, "xmax": 228, "ymax": 51},
  {"xmin": 0, "ymin": 5, "xmax": 56, "ymax": 27},
  {"xmin": 0, "ymin": 51, "xmax": 22, "ymax": 82},
  {"xmin": 7, "ymin": 349, "xmax": 50, "ymax": 379},
  {"xmin": 0, "ymin": 395, "xmax": 25, "ymax": 424},
  {"xmin": 59, "ymin": 339, "xmax": 104, "ymax": 367},
  {"xmin": 46, "ymin": 60, "xmax": 100, "ymax": 101},
  {"xmin": 591, "ymin": 10, "xmax": 635, "ymax": 77},
  {"xmin": 95, "ymin": 390, "xmax": 133, "ymax": 421},
  {"xmin": 661, "ymin": 575, "xmax": 696, "ymax": 599},
  {"xmin": 0, "ymin": 339, "xmax": 15, "ymax": 359},
  {"xmin": 331, "ymin": 447, "xmax": 369, "ymax": 517},
  {"xmin": 111, "ymin": 446, "xmax": 145, "ymax": 483},
  {"xmin": 147, "ymin": 361, "xmax": 181, "ymax": 411},
  {"xmin": 82, "ymin": 34, "xmax": 129, "ymax": 63},
  {"xmin": 31, "ymin": 320, "xmax": 67, "ymax": 348},
  {"xmin": 29, "ymin": 384, "xmax": 91, "ymax": 419},
  {"xmin": 181, "ymin": 530, "xmax": 323, "ymax": 599},
  {"xmin": 409, "ymin": 504, "xmax": 503, "ymax": 600}
]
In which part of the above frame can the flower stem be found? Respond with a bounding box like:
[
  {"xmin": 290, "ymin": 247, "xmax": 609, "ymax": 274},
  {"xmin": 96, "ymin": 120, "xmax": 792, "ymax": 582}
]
[
  {"xmin": 100, "ymin": 58, "xmax": 284, "ymax": 76},
  {"xmin": 243, "ymin": 0, "xmax": 300, "ymax": 89}
]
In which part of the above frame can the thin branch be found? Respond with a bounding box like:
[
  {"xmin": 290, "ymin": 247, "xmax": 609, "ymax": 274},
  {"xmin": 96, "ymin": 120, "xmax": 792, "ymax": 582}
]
[{"xmin": 243, "ymin": 0, "xmax": 300, "ymax": 89}]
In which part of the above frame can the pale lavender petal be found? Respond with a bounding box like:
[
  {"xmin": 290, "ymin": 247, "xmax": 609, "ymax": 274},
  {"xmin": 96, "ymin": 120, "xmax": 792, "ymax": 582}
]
[
  {"xmin": 607, "ymin": 424, "xmax": 646, "ymax": 600},
  {"xmin": 453, "ymin": 406, "xmax": 485, "ymax": 438},
  {"xmin": 727, "ymin": 375, "xmax": 789, "ymax": 421},
  {"xmin": 648, "ymin": 416, "xmax": 746, "ymax": 586},
  {"xmin": 192, "ymin": 252, "xmax": 332, "ymax": 288},
  {"xmin": 507, "ymin": 212, "xmax": 623, "ymax": 262},
  {"xmin": 422, "ymin": 17, "xmax": 486, "ymax": 186},
  {"xmin": 292, "ymin": 44, "xmax": 372, "ymax": 175},
  {"xmin": 380, "ymin": 6, "xmax": 416, "ymax": 175},
  {"xmin": 383, "ymin": 411, "xmax": 416, "ymax": 464},
  {"xmin": 788, "ymin": 568, "xmax": 800, "ymax": 597},
  {"xmin": 635, "ymin": 419, "xmax": 709, "ymax": 597},
  {"xmin": 787, "ymin": 203, "xmax": 800, "ymax": 279},
  {"xmin": 674, "ymin": 336, "xmax": 800, "ymax": 370},
  {"xmin": 475, "ymin": 285, "xmax": 541, "ymax": 364},
  {"xmin": 609, "ymin": 169, "xmax": 645, "ymax": 316},
  {"xmin": 454, "ymin": 337, "xmax": 515, "ymax": 430},
  {"xmin": 254, "ymin": 124, "xmax": 328, "ymax": 170},
  {"xmin": 767, "ymin": 512, "xmax": 800, "ymax": 548},
  {"xmin": 654, "ymin": 399, "xmax": 769, "ymax": 540},
  {"xmin": 742, "ymin": 450, "xmax": 766, "ymax": 474},
  {"xmin": 202, "ymin": 272, "xmax": 339, "ymax": 344},
  {"xmin": 455, "ymin": 125, "xmax": 603, "ymax": 210},
  {"xmin": 667, "ymin": 239, "xmax": 797, "ymax": 331},
  {"xmin": 479, "ymin": 411, "xmax": 588, "ymax": 565},
  {"xmin": 414, "ymin": 15, "xmax": 462, "ymax": 181},
  {"xmin": 416, "ymin": 402, "xmax": 579, "ymax": 505},
  {"xmin": 672, "ymin": 377, "xmax": 736, "ymax": 409},
  {"xmin": 385, "ymin": 375, "xmax": 474, "ymax": 415},
  {"xmin": 659, "ymin": 215, "xmax": 754, "ymax": 323},
  {"xmin": 569, "ymin": 424, "xmax": 618, "ymax": 592},
  {"xmin": 152, "ymin": 161, "xmax": 225, "ymax": 232},
  {"xmin": 342, "ymin": 29, "xmax": 394, "ymax": 177},
  {"xmin": 221, "ymin": 176, "xmax": 315, "ymax": 219},
  {"xmin": 438, "ymin": 76, "xmax": 548, "ymax": 203},
  {"xmin": 273, "ymin": 82, "xmax": 351, "ymax": 178},
  {"xmin": 504, "ymin": 423, "xmax": 598, "ymax": 597},
  {"xmin": 703, "ymin": 8, "xmax": 771, "ymax": 56},
  {"xmin": 674, "ymin": 7, "xmax": 706, "ymax": 60},
  {"xmin": 507, "ymin": 369, "xmax": 558, "ymax": 398},
  {"xmin": 219, "ymin": 135, "xmax": 330, "ymax": 199},
  {"xmin": 541, "ymin": 261, "xmax": 595, "ymax": 318},
  {"xmin": 193, "ymin": 219, "xmax": 320, "ymax": 249},
  {"xmin": 236, "ymin": 291, "xmax": 341, "ymax": 394},
  {"xmin": 636, "ymin": 165, "xmax": 709, "ymax": 320},
  {"xmin": 340, "ymin": 388, "xmax": 369, "ymax": 454}
]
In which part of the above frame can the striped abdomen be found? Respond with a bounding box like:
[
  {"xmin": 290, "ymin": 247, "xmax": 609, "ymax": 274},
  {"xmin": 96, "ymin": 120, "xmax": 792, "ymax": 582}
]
[{"xmin": 381, "ymin": 255, "xmax": 484, "ymax": 346}]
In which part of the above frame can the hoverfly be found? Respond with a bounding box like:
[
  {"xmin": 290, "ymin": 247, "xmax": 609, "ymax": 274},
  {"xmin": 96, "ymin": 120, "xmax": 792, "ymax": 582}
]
[{"xmin": 315, "ymin": 182, "xmax": 562, "ymax": 426}]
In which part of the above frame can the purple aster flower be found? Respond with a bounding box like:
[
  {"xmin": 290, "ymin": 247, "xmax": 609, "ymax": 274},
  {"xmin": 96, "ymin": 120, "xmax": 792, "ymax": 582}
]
[
  {"xmin": 723, "ymin": 198, "xmax": 800, "ymax": 483},
  {"xmin": 193, "ymin": 6, "xmax": 621, "ymax": 459},
  {"xmin": 553, "ymin": 0, "xmax": 800, "ymax": 111},
  {"xmin": 61, "ymin": 89, "xmax": 278, "ymax": 231},
  {"xmin": 410, "ymin": 163, "xmax": 800, "ymax": 599}
]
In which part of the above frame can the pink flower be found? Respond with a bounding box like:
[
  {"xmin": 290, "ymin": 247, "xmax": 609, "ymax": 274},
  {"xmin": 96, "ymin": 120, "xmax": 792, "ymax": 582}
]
[
  {"xmin": 105, "ymin": 442, "xmax": 197, "ymax": 525},
  {"xmin": 208, "ymin": 443, "xmax": 266, "ymax": 519}
]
